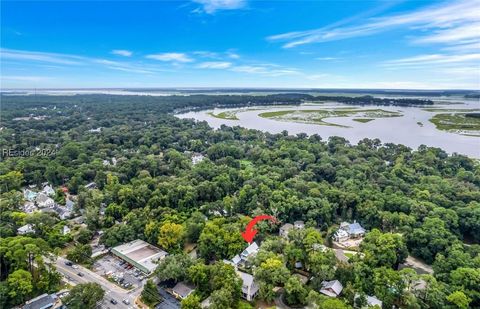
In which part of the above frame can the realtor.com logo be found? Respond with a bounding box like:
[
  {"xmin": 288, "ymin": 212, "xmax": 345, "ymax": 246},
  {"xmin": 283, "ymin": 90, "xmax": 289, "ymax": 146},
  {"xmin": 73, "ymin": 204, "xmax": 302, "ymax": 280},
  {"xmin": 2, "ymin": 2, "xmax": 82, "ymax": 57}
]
[{"xmin": 1, "ymin": 148, "xmax": 57, "ymax": 158}]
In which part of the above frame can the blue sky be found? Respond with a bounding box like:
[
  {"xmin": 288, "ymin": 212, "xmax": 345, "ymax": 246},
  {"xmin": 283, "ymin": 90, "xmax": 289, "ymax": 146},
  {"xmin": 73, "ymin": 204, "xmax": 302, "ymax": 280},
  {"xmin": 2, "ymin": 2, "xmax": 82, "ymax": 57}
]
[{"xmin": 1, "ymin": 0, "xmax": 479, "ymax": 89}]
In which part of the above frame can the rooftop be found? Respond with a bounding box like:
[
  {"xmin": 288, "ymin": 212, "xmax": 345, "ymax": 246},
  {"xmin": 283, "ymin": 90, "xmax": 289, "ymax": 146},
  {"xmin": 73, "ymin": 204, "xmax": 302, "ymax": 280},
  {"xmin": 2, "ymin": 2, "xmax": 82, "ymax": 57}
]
[
  {"xmin": 172, "ymin": 282, "xmax": 195, "ymax": 299},
  {"xmin": 23, "ymin": 293, "xmax": 56, "ymax": 309},
  {"xmin": 112, "ymin": 239, "xmax": 168, "ymax": 273}
]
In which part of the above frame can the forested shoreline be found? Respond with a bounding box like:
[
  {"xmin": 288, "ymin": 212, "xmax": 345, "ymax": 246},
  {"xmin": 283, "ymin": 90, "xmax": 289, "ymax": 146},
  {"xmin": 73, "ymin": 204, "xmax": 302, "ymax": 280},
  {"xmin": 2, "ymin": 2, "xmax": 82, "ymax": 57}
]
[{"xmin": 0, "ymin": 94, "xmax": 479, "ymax": 309}]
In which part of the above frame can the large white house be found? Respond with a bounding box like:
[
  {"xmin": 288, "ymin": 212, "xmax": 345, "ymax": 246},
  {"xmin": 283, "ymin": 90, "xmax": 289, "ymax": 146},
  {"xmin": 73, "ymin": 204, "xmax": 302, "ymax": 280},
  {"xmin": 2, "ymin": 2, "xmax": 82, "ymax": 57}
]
[
  {"xmin": 36, "ymin": 193, "xmax": 55, "ymax": 208},
  {"xmin": 237, "ymin": 270, "xmax": 259, "ymax": 301}
]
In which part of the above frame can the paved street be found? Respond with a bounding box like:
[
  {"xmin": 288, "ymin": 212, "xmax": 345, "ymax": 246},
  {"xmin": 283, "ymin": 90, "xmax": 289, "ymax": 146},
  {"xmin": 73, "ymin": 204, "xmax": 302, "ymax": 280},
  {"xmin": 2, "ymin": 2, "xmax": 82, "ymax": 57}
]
[{"xmin": 54, "ymin": 256, "xmax": 143, "ymax": 309}]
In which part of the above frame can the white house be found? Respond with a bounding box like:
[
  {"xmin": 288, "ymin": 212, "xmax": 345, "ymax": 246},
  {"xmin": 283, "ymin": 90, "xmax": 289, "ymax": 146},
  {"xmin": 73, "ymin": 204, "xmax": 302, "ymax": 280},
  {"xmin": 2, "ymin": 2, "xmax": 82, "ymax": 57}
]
[
  {"xmin": 355, "ymin": 294, "xmax": 383, "ymax": 308},
  {"xmin": 237, "ymin": 271, "xmax": 259, "ymax": 301},
  {"xmin": 17, "ymin": 224, "xmax": 34, "ymax": 235},
  {"xmin": 36, "ymin": 193, "xmax": 55, "ymax": 208},
  {"xmin": 42, "ymin": 185, "xmax": 55, "ymax": 196},
  {"xmin": 63, "ymin": 225, "xmax": 71, "ymax": 235},
  {"xmin": 320, "ymin": 280, "xmax": 343, "ymax": 298},
  {"xmin": 240, "ymin": 242, "xmax": 259, "ymax": 261},
  {"xmin": 333, "ymin": 229, "xmax": 349, "ymax": 242}
]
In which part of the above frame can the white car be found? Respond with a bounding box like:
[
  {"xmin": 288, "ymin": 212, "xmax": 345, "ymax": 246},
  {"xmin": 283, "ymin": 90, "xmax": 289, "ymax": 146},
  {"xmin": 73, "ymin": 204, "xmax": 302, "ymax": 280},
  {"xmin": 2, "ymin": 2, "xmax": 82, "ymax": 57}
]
[{"xmin": 72, "ymin": 265, "xmax": 79, "ymax": 269}]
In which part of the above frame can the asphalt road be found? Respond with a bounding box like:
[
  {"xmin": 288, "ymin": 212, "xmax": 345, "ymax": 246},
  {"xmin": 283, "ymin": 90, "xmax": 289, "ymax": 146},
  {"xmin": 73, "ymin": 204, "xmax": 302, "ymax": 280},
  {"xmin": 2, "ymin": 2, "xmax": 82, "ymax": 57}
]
[{"xmin": 54, "ymin": 256, "xmax": 142, "ymax": 309}]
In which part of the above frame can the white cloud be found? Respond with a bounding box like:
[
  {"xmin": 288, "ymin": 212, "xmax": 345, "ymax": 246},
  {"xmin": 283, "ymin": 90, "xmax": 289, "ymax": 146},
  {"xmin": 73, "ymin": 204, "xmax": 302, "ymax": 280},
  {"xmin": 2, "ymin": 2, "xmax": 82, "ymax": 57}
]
[
  {"xmin": 267, "ymin": 0, "xmax": 480, "ymax": 48},
  {"xmin": 227, "ymin": 51, "xmax": 240, "ymax": 59},
  {"xmin": 146, "ymin": 53, "xmax": 193, "ymax": 63},
  {"xmin": 315, "ymin": 57, "xmax": 339, "ymax": 61},
  {"xmin": 1, "ymin": 75, "xmax": 50, "ymax": 82},
  {"xmin": 383, "ymin": 53, "xmax": 480, "ymax": 67},
  {"xmin": 231, "ymin": 65, "xmax": 299, "ymax": 76},
  {"xmin": 197, "ymin": 61, "xmax": 232, "ymax": 69},
  {"xmin": 192, "ymin": 0, "xmax": 246, "ymax": 14},
  {"xmin": 111, "ymin": 49, "xmax": 133, "ymax": 57},
  {"xmin": 0, "ymin": 48, "xmax": 83, "ymax": 65},
  {"xmin": 193, "ymin": 51, "xmax": 220, "ymax": 58}
]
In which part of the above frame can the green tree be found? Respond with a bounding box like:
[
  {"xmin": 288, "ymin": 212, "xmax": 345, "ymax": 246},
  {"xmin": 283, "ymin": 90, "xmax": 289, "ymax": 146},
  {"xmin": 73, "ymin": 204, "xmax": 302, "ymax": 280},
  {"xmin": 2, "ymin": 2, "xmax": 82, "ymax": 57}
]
[
  {"xmin": 284, "ymin": 275, "xmax": 308, "ymax": 306},
  {"xmin": 141, "ymin": 280, "xmax": 162, "ymax": 307},
  {"xmin": 76, "ymin": 228, "xmax": 94, "ymax": 244},
  {"xmin": 181, "ymin": 294, "xmax": 202, "ymax": 309},
  {"xmin": 66, "ymin": 244, "xmax": 92, "ymax": 264},
  {"xmin": 158, "ymin": 222, "xmax": 185, "ymax": 252},
  {"xmin": 7, "ymin": 269, "xmax": 33, "ymax": 305},
  {"xmin": 63, "ymin": 283, "xmax": 105, "ymax": 309},
  {"xmin": 447, "ymin": 291, "xmax": 471, "ymax": 309},
  {"xmin": 360, "ymin": 229, "xmax": 408, "ymax": 268},
  {"xmin": 156, "ymin": 254, "xmax": 193, "ymax": 283}
]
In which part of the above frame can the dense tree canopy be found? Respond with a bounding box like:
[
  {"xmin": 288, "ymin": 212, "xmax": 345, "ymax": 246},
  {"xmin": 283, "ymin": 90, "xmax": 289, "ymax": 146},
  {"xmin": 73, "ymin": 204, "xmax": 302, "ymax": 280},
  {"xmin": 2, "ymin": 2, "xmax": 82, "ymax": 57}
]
[{"xmin": 1, "ymin": 93, "xmax": 479, "ymax": 308}]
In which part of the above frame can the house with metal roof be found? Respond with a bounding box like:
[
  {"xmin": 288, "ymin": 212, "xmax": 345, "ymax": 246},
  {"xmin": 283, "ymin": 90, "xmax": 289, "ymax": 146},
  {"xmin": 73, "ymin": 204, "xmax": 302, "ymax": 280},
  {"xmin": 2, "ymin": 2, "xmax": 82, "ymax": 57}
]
[
  {"xmin": 340, "ymin": 221, "xmax": 366, "ymax": 238},
  {"xmin": 172, "ymin": 282, "xmax": 195, "ymax": 300},
  {"xmin": 237, "ymin": 270, "xmax": 259, "ymax": 301},
  {"xmin": 36, "ymin": 193, "xmax": 55, "ymax": 208},
  {"xmin": 319, "ymin": 280, "xmax": 343, "ymax": 298},
  {"xmin": 240, "ymin": 242, "xmax": 259, "ymax": 261},
  {"xmin": 23, "ymin": 293, "xmax": 57, "ymax": 309}
]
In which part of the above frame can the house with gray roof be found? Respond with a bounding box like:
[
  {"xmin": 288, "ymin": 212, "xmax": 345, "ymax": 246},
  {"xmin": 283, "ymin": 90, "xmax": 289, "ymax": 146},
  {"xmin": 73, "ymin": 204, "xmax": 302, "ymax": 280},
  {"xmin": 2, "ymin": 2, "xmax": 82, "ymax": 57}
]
[
  {"xmin": 36, "ymin": 193, "xmax": 55, "ymax": 208},
  {"xmin": 237, "ymin": 270, "xmax": 259, "ymax": 301},
  {"xmin": 42, "ymin": 185, "xmax": 55, "ymax": 196},
  {"xmin": 172, "ymin": 282, "xmax": 195, "ymax": 300},
  {"xmin": 65, "ymin": 198, "xmax": 75, "ymax": 211},
  {"xmin": 23, "ymin": 293, "xmax": 57, "ymax": 309},
  {"xmin": 320, "ymin": 280, "xmax": 343, "ymax": 298},
  {"xmin": 339, "ymin": 221, "xmax": 366, "ymax": 239}
]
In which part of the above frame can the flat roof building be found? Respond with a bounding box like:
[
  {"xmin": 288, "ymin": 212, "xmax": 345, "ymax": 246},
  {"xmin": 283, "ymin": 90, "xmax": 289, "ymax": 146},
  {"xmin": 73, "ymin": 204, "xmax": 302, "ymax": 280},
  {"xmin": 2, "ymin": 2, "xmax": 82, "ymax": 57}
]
[{"xmin": 111, "ymin": 239, "xmax": 168, "ymax": 274}]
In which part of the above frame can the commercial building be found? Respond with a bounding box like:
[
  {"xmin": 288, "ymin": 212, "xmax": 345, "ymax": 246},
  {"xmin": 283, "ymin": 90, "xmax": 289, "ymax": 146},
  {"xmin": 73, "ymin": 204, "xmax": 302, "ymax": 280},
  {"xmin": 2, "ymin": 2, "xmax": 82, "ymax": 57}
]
[{"xmin": 111, "ymin": 239, "xmax": 168, "ymax": 274}]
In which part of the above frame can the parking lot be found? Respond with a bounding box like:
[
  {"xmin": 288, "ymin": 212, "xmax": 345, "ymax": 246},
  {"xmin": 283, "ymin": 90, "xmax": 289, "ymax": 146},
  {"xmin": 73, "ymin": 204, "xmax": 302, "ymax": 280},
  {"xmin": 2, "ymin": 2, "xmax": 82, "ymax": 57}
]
[
  {"xmin": 93, "ymin": 255, "xmax": 146, "ymax": 290},
  {"xmin": 155, "ymin": 287, "xmax": 180, "ymax": 309}
]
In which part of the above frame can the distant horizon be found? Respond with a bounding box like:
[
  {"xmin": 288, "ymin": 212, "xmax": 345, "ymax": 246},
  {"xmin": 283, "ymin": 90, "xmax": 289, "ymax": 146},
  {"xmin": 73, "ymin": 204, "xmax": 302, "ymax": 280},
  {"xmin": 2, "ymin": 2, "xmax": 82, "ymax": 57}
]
[{"xmin": 2, "ymin": 87, "xmax": 479, "ymax": 92}]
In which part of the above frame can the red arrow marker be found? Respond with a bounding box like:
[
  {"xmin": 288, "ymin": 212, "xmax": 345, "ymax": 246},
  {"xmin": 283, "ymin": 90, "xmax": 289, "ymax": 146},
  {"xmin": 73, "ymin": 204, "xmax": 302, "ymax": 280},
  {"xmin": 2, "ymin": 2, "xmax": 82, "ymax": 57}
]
[{"xmin": 241, "ymin": 215, "xmax": 276, "ymax": 243}]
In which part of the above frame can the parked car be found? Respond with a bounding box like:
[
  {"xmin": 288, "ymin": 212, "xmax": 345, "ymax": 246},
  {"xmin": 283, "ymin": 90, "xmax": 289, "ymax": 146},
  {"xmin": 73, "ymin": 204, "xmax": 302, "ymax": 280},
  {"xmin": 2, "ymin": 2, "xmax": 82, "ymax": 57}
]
[
  {"xmin": 64, "ymin": 261, "xmax": 73, "ymax": 266},
  {"xmin": 110, "ymin": 299, "xmax": 118, "ymax": 305},
  {"xmin": 72, "ymin": 265, "xmax": 79, "ymax": 269},
  {"xmin": 77, "ymin": 272, "xmax": 84, "ymax": 277}
]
